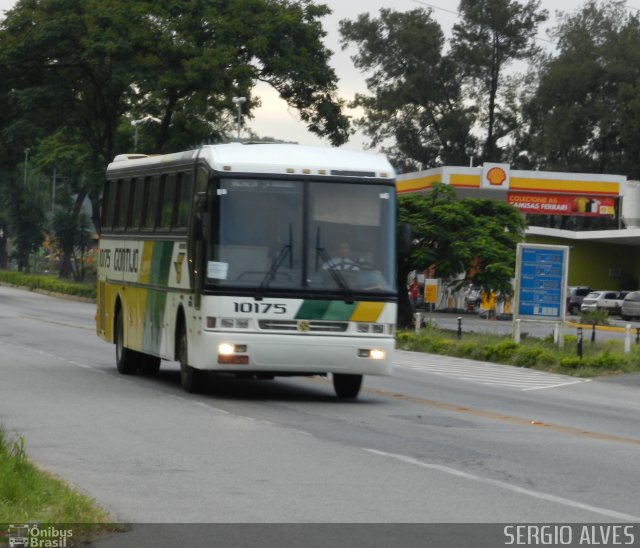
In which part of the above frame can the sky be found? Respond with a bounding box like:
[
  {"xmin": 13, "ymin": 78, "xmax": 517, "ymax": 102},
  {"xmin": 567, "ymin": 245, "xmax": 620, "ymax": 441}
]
[{"xmin": 0, "ymin": 0, "xmax": 631, "ymax": 151}]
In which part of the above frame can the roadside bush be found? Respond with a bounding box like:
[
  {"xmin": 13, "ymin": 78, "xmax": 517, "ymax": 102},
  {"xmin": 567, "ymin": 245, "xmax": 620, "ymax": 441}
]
[
  {"xmin": 579, "ymin": 309, "xmax": 609, "ymax": 326},
  {"xmin": 395, "ymin": 326, "xmax": 640, "ymax": 377},
  {"xmin": 513, "ymin": 346, "xmax": 556, "ymax": 367},
  {"xmin": 0, "ymin": 270, "xmax": 95, "ymax": 300},
  {"xmin": 429, "ymin": 337, "xmax": 457, "ymax": 355},
  {"xmin": 559, "ymin": 356, "xmax": 582, "ymax": 369},
  {"xmin": 455, "ymin": 341, "xmax": 485, "ymax": 361},
  {"xmin": 482, "ymin": 340, "xmax": 519, "ymax": 362},
  {"xmin": 583, "ymin": 350, "xmax": 626, "ymax": 370}
]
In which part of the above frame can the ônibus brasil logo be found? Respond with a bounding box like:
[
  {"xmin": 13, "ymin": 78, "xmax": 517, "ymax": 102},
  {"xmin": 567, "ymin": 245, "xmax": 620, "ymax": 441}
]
[{"xmin": 7, "ymin": 524, "xmax": 73, "ymax": 547}]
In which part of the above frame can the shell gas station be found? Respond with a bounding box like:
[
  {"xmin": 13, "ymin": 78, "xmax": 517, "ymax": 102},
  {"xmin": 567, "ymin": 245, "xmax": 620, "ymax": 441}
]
[{"xmin": 396, "ymin": 163, "xmax": 640, "ymax": 311}]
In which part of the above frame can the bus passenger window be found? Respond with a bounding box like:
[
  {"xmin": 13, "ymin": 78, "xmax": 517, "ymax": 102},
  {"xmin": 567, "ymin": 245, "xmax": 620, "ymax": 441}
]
[
  {"xmin": 114, "ymin": 179, "xmax": 131, "ymax": 231},
  {"xmin": 129, "ymin": 178, "xmax": 144, "ymax": 231},
  {"xmin": 142, "ymin": 176, "xmax": 159, "ymax": 230},
  {"xmin": 175, "ymin": 172, "xmax": 192, "ymax": 230},
  {"xmin": 101, "ymin": 179, "xmax": 116, "ymax": 232},
  {"xmin": 160, "ymin": 174, "xmax": 176, "ymax": 230}
]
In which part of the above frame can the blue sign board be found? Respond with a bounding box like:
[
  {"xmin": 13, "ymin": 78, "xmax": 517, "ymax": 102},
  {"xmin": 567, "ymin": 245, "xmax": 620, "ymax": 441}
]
[{"xmin": 516, "ymin": 244, "xmax": 568, "ymax": 320}]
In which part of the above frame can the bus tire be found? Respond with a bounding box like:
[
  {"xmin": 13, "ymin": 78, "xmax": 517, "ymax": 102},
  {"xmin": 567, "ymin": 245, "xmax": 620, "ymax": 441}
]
[
  {"xmin": 115, "ymin": 312, "xmax": 137, "ymax": 375},
  {"xmin": 138, "ymin": 354, "xmax": 161, "ymax": 376},
  {"xmin": 178, "ymin": 328, "xmax": 206, "ymax": 393},
  {"xmin": 333, "ymin": 373, "xmax": 362, "ymax": 399}
]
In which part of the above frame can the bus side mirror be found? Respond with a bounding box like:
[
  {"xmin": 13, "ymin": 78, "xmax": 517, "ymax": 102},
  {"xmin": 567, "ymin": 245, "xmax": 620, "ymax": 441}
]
[
  {"xmin": 193, "ymin": 192, "xmax": 208, "ymax": 241},
  {"xmin": 193, "ymin": 213, "xmax": 205, "ymax": 241},
  {"xmin": 398, "ymin": 223, "xmax": 412, "ymax": 255},
  {"xmin": 195, "ymin": 191, "xmax": 207, "ymax": 210}
]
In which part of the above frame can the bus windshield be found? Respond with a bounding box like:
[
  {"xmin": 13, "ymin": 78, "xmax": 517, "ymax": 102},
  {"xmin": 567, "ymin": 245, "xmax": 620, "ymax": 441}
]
[{"xmin": 206, "ymin": 178, "xmax": 395, "ymax": 295}]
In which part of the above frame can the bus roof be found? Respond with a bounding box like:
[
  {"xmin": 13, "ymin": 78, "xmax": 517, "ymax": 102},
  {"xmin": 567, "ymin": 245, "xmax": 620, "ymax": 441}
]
[{"xmin": 108, "ymin": 143, "xmax": 395, "ymax": 179}]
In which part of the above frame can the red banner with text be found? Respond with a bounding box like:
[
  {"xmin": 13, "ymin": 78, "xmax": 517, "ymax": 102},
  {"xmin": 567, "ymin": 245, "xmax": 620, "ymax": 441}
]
[{"xmin": 507, "ymin": 192, "xmax": 615, "ymax": 216}]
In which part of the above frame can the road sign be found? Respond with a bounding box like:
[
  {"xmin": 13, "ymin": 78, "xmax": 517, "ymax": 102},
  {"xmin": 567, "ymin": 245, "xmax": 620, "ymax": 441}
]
[{"xmin": 514, "ymin": 243, "xmax": 569, "ymax": 321}]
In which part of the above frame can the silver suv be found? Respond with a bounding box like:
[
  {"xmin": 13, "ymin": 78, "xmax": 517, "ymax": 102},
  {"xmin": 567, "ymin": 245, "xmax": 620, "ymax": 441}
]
[
  {"xmin": 621, "ymin": 291, "xmax": 640, "ymax": 320},
  {"xmin": 566, "ymin": 286, "xmax": 592, "ymax": 315}
]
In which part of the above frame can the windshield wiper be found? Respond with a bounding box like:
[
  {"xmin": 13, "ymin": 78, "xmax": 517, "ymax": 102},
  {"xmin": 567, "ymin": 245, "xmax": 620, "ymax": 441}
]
[
  {"xmin": 256, "ymin": 224, "xmax": 293, "ymax": 300},
  {"xmin": 315, "ymin": 229, "xmax": 354, "ymax": 304}
]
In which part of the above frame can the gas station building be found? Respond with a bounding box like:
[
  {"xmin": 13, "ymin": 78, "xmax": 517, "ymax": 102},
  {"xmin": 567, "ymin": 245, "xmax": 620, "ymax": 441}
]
[{"xmin": 396, "ymin": 163, "xmax": 640, "ymax": 291}]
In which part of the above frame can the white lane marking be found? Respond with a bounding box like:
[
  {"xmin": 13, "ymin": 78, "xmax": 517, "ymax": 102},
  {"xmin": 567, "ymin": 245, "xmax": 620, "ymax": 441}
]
[
  {"xmin": 395, "ymin": 352, "xmax": 588, "ymax": 391},
  {"xmin": 363, "ymin": 448, "xmax": 640, "ymax": 522}
]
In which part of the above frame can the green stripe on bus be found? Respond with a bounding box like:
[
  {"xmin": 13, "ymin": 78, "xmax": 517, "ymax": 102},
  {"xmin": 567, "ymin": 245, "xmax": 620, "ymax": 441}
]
[
  {"xmin": 294, "ymin": 300, "xmax": 356, "ymax": 320},
  {"xmin": 323, "ymin": 301, "xmax": 356, "ymax": 320},
  {"xmin": 142, "ymin": 289, "xmax": 167, "ymax": 354},
  {"xmin": 295, "ymin": 300, "xmax": 331, "ymax": 320},
  {"xmin": 150, "ymin": 241, "xmax": 174, "ymax": 286}
]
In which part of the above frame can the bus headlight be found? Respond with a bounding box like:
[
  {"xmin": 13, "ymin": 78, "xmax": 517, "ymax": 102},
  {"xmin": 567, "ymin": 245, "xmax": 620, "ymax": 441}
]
[
  {"xmin": 358, "ymin": 348, "xmax": 386, "ymax": 360},
  {"xmin": 218, "ymin": 343, "xmax": 247, "ymax": 354},
  {"xmin": 217, "ymin": 343, "xmax": 249, "ymax": 364}
]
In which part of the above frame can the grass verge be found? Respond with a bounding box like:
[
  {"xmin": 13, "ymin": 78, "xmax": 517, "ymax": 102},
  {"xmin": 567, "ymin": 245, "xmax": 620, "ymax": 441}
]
[
  {"xmin": 397, "ymin": 324, "xmax": 640, "ymax": 378},
  {"xmin": 0, "ymin": 426, "xmax": 118, "ymax": 543},
  {"xmin": 0, "ymin": 270, "xmax": 95, "ymax": 301}
]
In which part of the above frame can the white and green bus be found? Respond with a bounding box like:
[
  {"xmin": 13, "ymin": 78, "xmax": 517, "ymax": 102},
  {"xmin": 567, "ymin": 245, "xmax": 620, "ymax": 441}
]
[{"xmin": 97, "ymin": 143, "xmax": 397, "ymax": 398}]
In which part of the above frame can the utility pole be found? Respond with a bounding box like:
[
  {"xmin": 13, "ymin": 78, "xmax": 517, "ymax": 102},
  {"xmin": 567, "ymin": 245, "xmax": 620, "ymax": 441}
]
[{"xmin": 232, "ymin": 96, "xmax": 247, "ymax": 141}]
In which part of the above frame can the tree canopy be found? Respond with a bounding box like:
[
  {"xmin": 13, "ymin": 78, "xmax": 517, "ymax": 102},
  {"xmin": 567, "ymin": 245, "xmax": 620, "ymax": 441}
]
[
  {"xmin": 0, "ymin": 0, "xmax": 350, "ymax": 272},
  {"xmin": 339, "ymin": 0, "xmax": 548, "ymax": 169},
  {"xmin": 519, "ymin": 0, "xmax": 640, "ymax": 178},
  {"xmin": 398, "ymin": 183, "xmax": 526, "ymax": 301},
  {"xmin": 339, "ymin": 8, "xmax": 476, "ymax": 171},
  {"xmin": 452, "ymin": 0, "xmax": 547, "ymax": 162}
]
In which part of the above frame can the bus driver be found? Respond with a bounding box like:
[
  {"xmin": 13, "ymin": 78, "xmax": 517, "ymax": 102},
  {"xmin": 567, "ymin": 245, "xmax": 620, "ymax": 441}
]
[{"xmin": 322, "ymin": 241, "xmax": 360, "ymax": 271}]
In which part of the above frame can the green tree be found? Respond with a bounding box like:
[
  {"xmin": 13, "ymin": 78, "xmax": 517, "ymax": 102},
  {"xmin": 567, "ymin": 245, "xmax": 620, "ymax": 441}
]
[
  {"xmin": 451, "ymin": 0, "xmax": 547, "ymax": 163},
  {"xmin": 397, "ymin": 184, "xmax": 526, "ymax": 326},
  {"xmin": 3, "ymin": 171, "xmax": 45, "ymax": 272},
  {"xmin": 32, "ymin": 132, "xmax": 99, "ymax": 279},
  {"xmin": 339, "ymin": 8, "xmax": 477, "ymax": 170},
  {"xmin": 0, "ymin": 0, "xmax": 349, "ymax": 239},
  {"xmin": 520, "ymin": 1, "xmax": 640, "ymax": 177}
]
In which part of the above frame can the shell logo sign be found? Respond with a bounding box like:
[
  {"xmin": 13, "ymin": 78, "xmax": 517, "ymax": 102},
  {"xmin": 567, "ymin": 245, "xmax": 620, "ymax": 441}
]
[
  {"xmin": 481, "ymin": 163, "xmax": 511, "ymax": 189},
  {"xmin": 486, "ymin": 167, "xmax": 507, "ymax": 186}
]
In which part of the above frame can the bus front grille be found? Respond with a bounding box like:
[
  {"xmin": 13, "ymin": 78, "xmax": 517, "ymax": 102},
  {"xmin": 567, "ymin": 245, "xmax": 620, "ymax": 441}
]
[{"xmin": 258, "ymin": 320, "xmax": 349, "ymax": 333}]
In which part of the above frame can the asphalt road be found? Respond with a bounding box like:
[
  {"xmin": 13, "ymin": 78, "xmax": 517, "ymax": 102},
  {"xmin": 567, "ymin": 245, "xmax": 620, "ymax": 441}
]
[{"xmin": 1, "ymin": 285, "xmax": 639, "ymax": 547}]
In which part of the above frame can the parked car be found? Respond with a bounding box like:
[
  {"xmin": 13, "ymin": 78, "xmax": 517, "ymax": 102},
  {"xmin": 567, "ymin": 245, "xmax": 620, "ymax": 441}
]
[
  {"xmin": 615, "ymin": 291, "xmax": 630, "ymax": 315},
  {"xmin": 566, "ymin": 286, "xmax": 592, "ymax": 315},
  {"xmin": 580, "ymin": 290, "xmax": 621, "ymax": 315},
  {"xmin": 621, "ymin": 291, "xmax": 640, "ymax": 320}
]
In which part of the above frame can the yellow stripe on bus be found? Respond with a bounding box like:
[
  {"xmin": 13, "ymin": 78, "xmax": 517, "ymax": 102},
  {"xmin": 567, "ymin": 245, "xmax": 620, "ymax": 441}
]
[
  {"xmin": 350, "ymin": 302, "xmax": 385, "ymax": 322},
  {"xmin": 126, "ymin": 286, "xmax": 148, "ymax": 350},
  {"xmin": 139, "ymin": 241, "xmax": 154, "ymax": 284}
]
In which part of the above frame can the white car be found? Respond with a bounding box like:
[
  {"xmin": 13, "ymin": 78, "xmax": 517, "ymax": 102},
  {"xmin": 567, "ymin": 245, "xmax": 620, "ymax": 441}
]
[{"xmin": 580, "ymin": 291, "xmax": 622, "ymax": 315}]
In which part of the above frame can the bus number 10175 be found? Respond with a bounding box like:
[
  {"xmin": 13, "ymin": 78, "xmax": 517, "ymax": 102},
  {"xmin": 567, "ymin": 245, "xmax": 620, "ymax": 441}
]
[{"xmin": 233, "ymin": 302, "xmax": 288, "ymax": 314}]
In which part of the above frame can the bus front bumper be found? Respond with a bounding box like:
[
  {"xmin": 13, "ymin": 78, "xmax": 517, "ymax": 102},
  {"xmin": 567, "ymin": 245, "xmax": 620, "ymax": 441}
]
[{"xmin": 190, "ymin": 332, "xmax": 394, "ymax": 376}]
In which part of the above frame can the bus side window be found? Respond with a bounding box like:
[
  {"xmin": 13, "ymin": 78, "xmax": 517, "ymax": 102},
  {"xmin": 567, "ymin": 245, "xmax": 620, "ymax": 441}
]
[
  {"xmin": 142, "ymin": 176, "xmax": 159, "ymax": 230},
  {"xmin": 114, "ymin": 179, "xmax": 131, "ymax": 231},
  {"xmin": 175, "ymin": 172, "xmax": 193, "ymax": 230},
  {"xmin": 129, "ymin": 177, "xmax": 144, "ymax": 232},
  {"xmin": 160, "ymin": 173, "xmax": 176, "ymax": 230},
  {"xmin": 101, "ymin": 179, "xmax": 115, "ymax": 232}
]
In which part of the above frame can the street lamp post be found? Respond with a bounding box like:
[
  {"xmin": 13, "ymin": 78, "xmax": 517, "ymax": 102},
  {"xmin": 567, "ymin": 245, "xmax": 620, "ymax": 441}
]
[
  {"xmin": 23, "ymin": 148, "xmax": 30, "ymax": 186},
  {"xmin": 232, "ymin": 96, "xmax": 247, "ymax": 141},
  {"xmin": 131, "ymin": 116, "xmax": 161, "ymax": 152}
]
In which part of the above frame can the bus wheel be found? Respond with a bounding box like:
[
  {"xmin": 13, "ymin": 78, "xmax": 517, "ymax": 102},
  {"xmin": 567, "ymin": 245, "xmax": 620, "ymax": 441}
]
[
  {"xmin": 178, "ymin": 328, "xmax": 206, "ymax": 393},
  {"xmin": 333, "ymin": 374, "xmax": 363, "ymax": 399},
  {"xmin": 115, "ymin": 312, "xmax": 137, "ymax": 375},
  {"xmin": 138, "ymin": 354, "xmax": 161, "ymax": 376}
]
